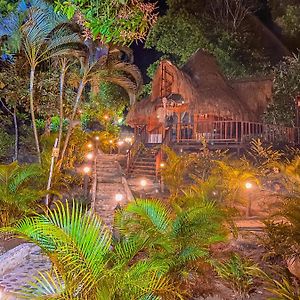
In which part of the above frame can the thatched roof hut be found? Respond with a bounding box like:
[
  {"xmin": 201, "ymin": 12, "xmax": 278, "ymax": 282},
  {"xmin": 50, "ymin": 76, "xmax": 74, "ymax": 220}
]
[{"xmin": 127, "ymin": 49, "xmax": 272, "ymax": 126}]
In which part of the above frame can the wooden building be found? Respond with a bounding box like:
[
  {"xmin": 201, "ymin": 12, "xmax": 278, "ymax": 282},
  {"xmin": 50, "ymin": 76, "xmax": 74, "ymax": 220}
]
[{"xmin": 126, "ymin": 49, "xmax": 297, "ymax": 147}]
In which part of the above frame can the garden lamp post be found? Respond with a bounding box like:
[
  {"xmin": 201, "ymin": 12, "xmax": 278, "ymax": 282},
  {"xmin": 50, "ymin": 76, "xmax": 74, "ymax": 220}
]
[
  {"xmin": 86, "ymin": 152, "xmax": 94, "ymax": 161},
  {"xmin": 117, "ymin": 140, "xmax": 124, "ymax": 154},
  {"xmin": 109, "ymin": 140, "xmax": 113, "ymax": 154},
  {"xmin": 245, "ymin": 181, "xmax": 253, "ymax": 217},
  {"xmin": 83, "ymin": 166, "xmax": 91, "ymax": 200},
  {"xmin": 160, "ymin": 162, "xmax": 165, "ymax": 193},
  {"xmin": 94, "ymin": 136, "xmax": 99, "ymax": 153},
  {"xmin": 140, "ymin": 179, "xmax": 147, "ymax": 198}
]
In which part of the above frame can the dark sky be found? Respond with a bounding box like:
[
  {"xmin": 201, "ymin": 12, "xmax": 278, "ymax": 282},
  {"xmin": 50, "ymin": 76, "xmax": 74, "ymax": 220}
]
[{"xmin": 131, "ymin": 0, "xmax": 168, "ymax": 83}]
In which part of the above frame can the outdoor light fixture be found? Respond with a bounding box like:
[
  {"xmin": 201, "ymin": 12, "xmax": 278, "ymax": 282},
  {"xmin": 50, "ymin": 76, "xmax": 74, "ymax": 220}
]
[
  {"xmin": 83, "ymin": 166, "xmax": 91, "ymax": 174},
  {"xmin": 117, "ymin": 140, "xmax": 124, "ymax": 146},
  {"xmin": 245, "ymin": 182, "xmax": 253, "ymax": 189},
  {"xmin": 140, "ymin": 179, "xmax": 147, "ymax": 187},
  {"xmin": 109, "ymin": 140, "xmax": 113, "ymax": 144},
  {"xmin": 95, "ymin": 136, "xmax": 100, "ymax": 141},
  {"xmin": 86, "ymin": 152, "xmax": 94, "ymax": 160},
  {"xmin": 104, "ymin": 115, "xmax": 109, "ymax": 120},
  {"xmin": 160, "ymin": 162, "xmax": 165, "ymax": 168},
  {"xmin": 87, "ymin": 143, "xmax": 93, "ymax": 149},
  {"xmin": 115, "ymin": 193, "xmax": 124, "ymax": 201}
]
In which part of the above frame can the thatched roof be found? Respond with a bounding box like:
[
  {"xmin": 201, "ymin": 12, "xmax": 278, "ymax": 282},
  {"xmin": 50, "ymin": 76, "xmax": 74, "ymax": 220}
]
[{"xmin": 127, "ymin": 49, "xmax": 273, "ymax": 126}]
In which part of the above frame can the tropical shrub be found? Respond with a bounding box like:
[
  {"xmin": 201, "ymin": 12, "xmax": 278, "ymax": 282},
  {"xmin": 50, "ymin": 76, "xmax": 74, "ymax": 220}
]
[
  {"xmin": 0, "ymin": 127, "xmax": 13, "ymax": 161},
  {"xmin": 0, "ymin": 162, "xmax": 46, "ymax": 226},
  {"xmin": 4, "ymin": 201, "xmax": 184, "ymax": 299},
  {"xmin": 115, "ymin": 197, "xmax": 227, "ymax": 290},
  {"xmin": 213, "ymin": 254, "xmax": 259, "ymax": 297},
  {"xmin": 212, "ymin": 159, "xmax": 259, "ymax": 208},
  {"xmin": 161, "ymin": 146, "xmax": 197, "ymax": 196}
]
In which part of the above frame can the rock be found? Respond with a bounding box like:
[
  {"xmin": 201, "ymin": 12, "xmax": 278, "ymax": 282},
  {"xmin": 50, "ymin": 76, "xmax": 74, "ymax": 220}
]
[{"xmin": 287, "ymin": 257, "xmax": 300, "ymax": 279}]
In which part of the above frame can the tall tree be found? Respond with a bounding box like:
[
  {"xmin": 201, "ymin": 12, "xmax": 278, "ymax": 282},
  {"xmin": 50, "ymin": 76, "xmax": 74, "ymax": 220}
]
[{"xmin": 58, "ymin": 43, "xmax": 142, "ymax": 167}]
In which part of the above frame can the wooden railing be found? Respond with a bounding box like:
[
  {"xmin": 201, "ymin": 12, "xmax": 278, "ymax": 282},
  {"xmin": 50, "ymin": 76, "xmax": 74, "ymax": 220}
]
[
  {"xmin": 126, "ymin": 125, "xmax": 147, "ymax": 174},
  {"xmin": 173, "ymin": 121, "xmax": 298, "ymax": 145}
]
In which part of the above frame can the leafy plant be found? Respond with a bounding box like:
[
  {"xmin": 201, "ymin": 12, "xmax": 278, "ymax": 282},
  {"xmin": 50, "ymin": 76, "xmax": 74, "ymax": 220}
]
[
  {"xmin": 161, "ymin": 146, "xmax": 197, "ymax": 196},
  {"xmin": 115, "ymin": 197, "xmax": 227, "ymax": 286},
  {"xmin": 213, "ymin": 254, "xmax": 259, "ymax": 297},
  {"xmin": 0, "ymin": 127, "xmax": 13, "ymax": 161},
  {"xmin": 258, "ymin": 269, "xmax": 300, "ymax": 300},
  {"xmin": 4, "ymin": 201, "xmax": 184, "ymax": 299},
  {"xmin": 0, "ymin": 161, "xmax": 46, "ymax": 226}
]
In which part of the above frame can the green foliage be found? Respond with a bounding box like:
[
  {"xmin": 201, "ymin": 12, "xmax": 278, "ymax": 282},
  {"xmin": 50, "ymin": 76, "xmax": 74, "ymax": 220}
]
[
  {"xmin": 50, "ymin": 115, "xmax": 68, "ymax": 133},
  {"xmin": 54, "ymin": 0, "xmax": 157, "ymax": 44},
  {"xmin": 161, "ymin": 146, "xmax": 197, "ymax": 196},
  {"xmin": 4, "ymin": 201, "xmax": 185, "ymax": 299},
  {"xmin": 269, "ymin": 0, "xmax": 300, "ymax": 39},
  {"xmin": 0, "ymin": 0, "xmax": 18, "ymax": 16},
  {"xmin": 0, "ymin": 161, "xmax": 46, "ymax": 226},
  {"xmin": 258, "ymin": 269, "xmax": 300, "ymax": 300},
  {"xmin": 63, "ymin": 126, "xmax": 88, "ymax": 169},
  {"xmin": 115, "ymin": 198, "xmax": 227, "ymax": 282},
  {"xmin": 212, "ymin": 159, "xmax": 259, "ymax": 206},
  {"xmin": 145, "ymin": 0, "xmax": 269, "ymax": 77},
  {"xmin": 264, "ymin": 53, "xmax": 300, "ymax": 126},
  {"xmin": 146, "ymin": 12, "xmax": 209, "ymax": 66},
  {"xmin": 213, "ymin": 254, "xmax": 259, "ymax": 297},
  {"xmin": 0, "ymin": 127, "xmax": 13, "ymax": 160}
]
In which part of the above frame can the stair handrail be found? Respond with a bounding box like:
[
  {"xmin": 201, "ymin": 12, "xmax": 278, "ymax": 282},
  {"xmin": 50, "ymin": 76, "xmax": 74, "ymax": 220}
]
[{"xmin": 126, "ymin": 125, "xmax": 147, "ymax": 174}]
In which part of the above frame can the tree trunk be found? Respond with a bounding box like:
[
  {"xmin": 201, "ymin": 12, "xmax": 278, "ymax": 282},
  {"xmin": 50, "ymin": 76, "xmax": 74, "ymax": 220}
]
[
  {"xmin": 58, "ymin": 60, "xmax": 67, "ymax": 152},
  {"xmin": 57, "ymin": 79, "xmax": 85, "ymax": 170},
  {"xmin": 29, "ymin": 67, "xmax": 41, "ymax": 164},
  {"xmin": 13, "ymin": 105, "xmax": 18, "ymax": 161}
]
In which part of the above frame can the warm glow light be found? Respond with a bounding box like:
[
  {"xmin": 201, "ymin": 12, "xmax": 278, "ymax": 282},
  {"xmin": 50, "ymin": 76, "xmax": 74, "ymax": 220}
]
[
  {"xmin": 160, "ymin": 162, "xmax": 165, "ymax": 168},
  {"xmin": 78, "ymin": 109, "xmax": 83, "ymax": 113},
  {"xmin": 245, "ymin": 182, "xmax": 253, "ymax": 189},
  {"xmin": 140, "ymin": 179, "xmax": 147, "ymax": 187},
  {"xmin": 109, "ymin": 140, "xmax": 113, "ymax": 144},
  {"xmin": 117, "ymin": 140, "xmax": 124, "ymax": 146},
  {"xmin": 87, "ymin": 143, "xmax": 93, "ymax": 149},
  {"xmin": 95, "ymin": 136, "xmax": 100, "ymax": 141},
  {"xmin": 104, "ymin": 115, "xmax": 109, "ymax": 120},
  {"xmin": 83, "ymin": 166, "xmax": 91, "ymax": 174},
  {"xmin": 115, "ymin": 193, "xmax": 123, "ymax": 201},
  {"xmin": 86, "ymin": 152, "xmax": 94, "ymax": 160}
]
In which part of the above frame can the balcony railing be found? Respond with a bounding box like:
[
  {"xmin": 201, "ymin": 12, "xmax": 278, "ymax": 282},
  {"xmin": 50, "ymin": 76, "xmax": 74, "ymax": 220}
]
[{"xmin": 142, "ymin": 121, "xmax": 300, "ymax": 145}]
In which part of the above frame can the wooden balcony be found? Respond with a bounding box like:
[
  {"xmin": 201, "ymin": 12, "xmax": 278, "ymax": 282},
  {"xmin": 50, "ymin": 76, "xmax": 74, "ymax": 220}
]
[{"xmin": 141, "ymin": 121, "xmax": 300, "ymax": 146}]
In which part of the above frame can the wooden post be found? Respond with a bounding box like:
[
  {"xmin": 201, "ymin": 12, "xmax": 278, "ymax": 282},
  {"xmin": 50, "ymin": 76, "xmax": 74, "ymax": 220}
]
[
  {"xmin": 177, "ymin": 112, "xmax": 181, "ymax": 143},
  {"xmin": 45, "ymin": 138, "xmax": 59, "ymax": 206},
  {"xmin": 193, "ymin": 114, "xmax": 198, "ymax": 140}
]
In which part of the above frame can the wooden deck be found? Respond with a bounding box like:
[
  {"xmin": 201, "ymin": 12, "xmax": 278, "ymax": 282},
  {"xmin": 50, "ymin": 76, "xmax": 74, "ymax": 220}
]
[{"xmin": 143, "ymin": 121, "xmax": 300, "ymax": 146}]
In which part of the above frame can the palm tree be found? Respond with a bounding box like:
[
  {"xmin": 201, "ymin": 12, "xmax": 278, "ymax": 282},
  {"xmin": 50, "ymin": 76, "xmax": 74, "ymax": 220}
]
[
  {"xmin": 4, "ymin": 201, "xmax": 183, "ymax": 299},
  {"xmin": 115, "ymin": 198, "xmax": 227, "ymax": 282},
  {"xmin": 58, "ymin": 41, "xmax": 142, "ymax": 168},
  {"xmin": 0, "ymin": 162, "xmax": 45, "ymax": 226},
  {"xmin": 20, "ymin": 2, "xmax": 83, "ymax": 163}
]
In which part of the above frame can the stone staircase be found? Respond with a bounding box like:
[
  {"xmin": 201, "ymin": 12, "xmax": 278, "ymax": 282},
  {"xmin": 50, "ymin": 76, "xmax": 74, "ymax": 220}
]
[
  {"xmin": 93, "ymin": 154, "xmax": 131, "ymax": 228},
  {"xmin": 128, "ymin": 147, "xmax": 157, "ymax": 180}
]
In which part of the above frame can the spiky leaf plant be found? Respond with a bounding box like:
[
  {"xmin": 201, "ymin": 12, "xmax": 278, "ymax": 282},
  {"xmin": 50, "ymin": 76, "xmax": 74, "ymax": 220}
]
[
  {"xmin": 0, "ymin": 161, "xmax": 46, "ymax": 226},
  {"xmin": 3, "ymin": 201, "xmax": 184, "ymax": 299},
  {"xmin": 115, "ymin": 198, "xmax": 227, "ymax": 286}
]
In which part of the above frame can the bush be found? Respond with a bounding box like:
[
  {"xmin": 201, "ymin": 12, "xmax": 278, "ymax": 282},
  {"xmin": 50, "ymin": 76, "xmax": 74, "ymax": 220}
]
[{"xmin": 0, "ymin": 128, "xmax": 13, "ymax": 161}]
